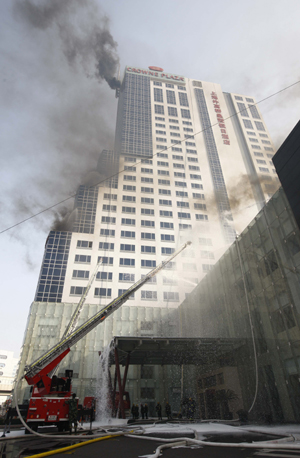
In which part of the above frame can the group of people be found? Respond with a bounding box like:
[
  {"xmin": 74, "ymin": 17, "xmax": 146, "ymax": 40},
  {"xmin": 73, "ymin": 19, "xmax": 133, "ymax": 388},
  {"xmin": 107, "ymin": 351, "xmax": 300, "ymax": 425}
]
[
  {"xmin": 155, "ymin": 402, "xmax": 172, "ymax": 420},
  {"xmin": 131, "ymin": 403, "xmax": 148, "ymax": 419}
]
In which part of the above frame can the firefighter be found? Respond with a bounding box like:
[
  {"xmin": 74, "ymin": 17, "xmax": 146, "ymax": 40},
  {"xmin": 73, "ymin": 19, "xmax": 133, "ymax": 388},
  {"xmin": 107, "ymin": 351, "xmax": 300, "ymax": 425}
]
[
  {"xmin": 155, "ymin": 402, "xmax": 162, "ymax": 420},
  {"xmin": 187, "ymin": 397, "xmax": 196, "ymax": 420},
  {"xmin": 141, "ymin": 404, "xmax": 145, "ymax": 419},
  {"xmin": 144, "ymin": 403, "xmax": 148, "ymax": 419},
  {"xmin": 134, "ymin": 404, "xmax": 139, "ymax": 419},
  {"xmin": 131, "ymin": 404, "xmax": 135, "ymax": 419},
  {"xmin": 66, "ymin": 393, "xmax": 78, "ymax": 434},
  {"xmin": 165, "ymin": 402, "xmax": 172, "ymax": 420}
]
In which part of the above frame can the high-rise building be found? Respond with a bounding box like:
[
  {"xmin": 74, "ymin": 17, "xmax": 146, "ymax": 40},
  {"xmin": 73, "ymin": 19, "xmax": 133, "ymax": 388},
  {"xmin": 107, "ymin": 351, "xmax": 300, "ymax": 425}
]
[{"xmin": 16, "ymin": 66, "xmax": 280, "ymax": 407}]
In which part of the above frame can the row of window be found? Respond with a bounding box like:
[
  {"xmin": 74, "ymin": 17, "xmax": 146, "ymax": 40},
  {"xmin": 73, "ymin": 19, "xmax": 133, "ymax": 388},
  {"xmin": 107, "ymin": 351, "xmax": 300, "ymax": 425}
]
[
  {"xmin": 100, "ymin": 211, "xmax": 208, "ymax": 225},
  {"xmin": 70, "ymin": 286, "xmax": 181, "ymax": 301},
  {"xmin": 102, "ymin": 202, "xmax": 206, "ymax": 213},
  {"xmin": 122, "ymin": 179, "xmax": 203, "ymax": 190},
  {"xmin": 153, "ymin": 81, "xmax": 186, "ymax": 91}
]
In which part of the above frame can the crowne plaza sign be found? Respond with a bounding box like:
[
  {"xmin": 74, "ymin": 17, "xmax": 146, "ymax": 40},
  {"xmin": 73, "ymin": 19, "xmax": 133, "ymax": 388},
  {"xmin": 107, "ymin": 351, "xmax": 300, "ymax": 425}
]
[{"xmin": 126, "ymin": 66, "xmax": 185, "ymax": 83}]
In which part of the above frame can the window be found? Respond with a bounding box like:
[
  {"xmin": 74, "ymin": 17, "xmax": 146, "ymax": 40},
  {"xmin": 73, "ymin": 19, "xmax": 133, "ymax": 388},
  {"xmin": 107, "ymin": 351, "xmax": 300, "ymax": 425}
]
[
  {"xmin": 169, "ymin": 118, "xmax": 179, "ymax": 123},
  {"xmin": 118, "ymin": 289, "xmax": 135, "ymax": 299},
  {"xmin": 170, "ymin": 132, "xmax": 180, "ymax": 137},
  {"xmin": 190, "ymin": 174, "xmax": 201, "ymax": 180},
  {"xmin": 192, "ymin": 183, "xmax": 203, "ymax": 189},
  {"xmin": 158, "ymin": 179, "xmax": 170, "ymax": 185},
  {"xmin": 157, "ymin": 144, "xmax": 167, "ymax": 150},
  {"xmin": 141, "ymin": 197, "xmax": 154, "ymax": 204},
  {"xmin": 249, "ymin": 138, "xmax": 259, "ymax": 143},
  {"xmin": 123, "ymin": 185, "xmax": 136, "ymax": 192},
  {"xmin": 161, "ymin": 221, "xmax": 174, "ymax": 229},
  {"xmin": 156, "ymin": 123, "xmax": 165, "ymax": 128},
  {"xmin": 96, "ymin": 272, "xmax": 113, "ymax": 281},
  {"xmin": 255, "ymin": 121, "xmax": 265, "ymax": 131},
  {"xmin": 72, "ymin": 270, "xmax": 89, "ymax": 279},
  {"xmin": 141, "ymin": 187, "xmax": 154, "ymax": 193},
  {"xmin": 178, "ymin": 85, "xmax": 186, "ymax": 91},
  {"xmin": 247, "ymin": 131, "xmax": 256, "ymax": 136},
  {"xmin": 141, "ymin": 365, "xmax": 154, "ymax": 378},
  {"xmin": 101, "ymin": 216, "xmax": 116, "ymax": 224},
  {"xmin": 177, "ymin": 201, "xmax": 189, "ymax": 208},
  {"xmin": 196, "ymin": 214, "xmax": 208, "ymax": 221},
  {"xmin": 181, "ymin": 109, "xmax": 191, "ymax": 119},
  {"xmin": 119, "ymin": 273, "xmax": 135, "ymax": 282},
  {"xmin": 77, "ymin": 240, "xmax": 93, "ymax": 249},
  {"xmin": 183, "ymin": 127, "xmax": 193, "ymax": 132},
  {"xmin": 179, "ymin": 92, "xmax": 189, "ymax": 107},
  {"xmin": 162, "ymin": 247, "xmax": 175, "ymax": 255},
  {"xmin": 186, "ymin": 141, "xmax": 196, "ymax": 147},
  {"xmin": 194, "ymin": 203, "xmax": 207, "ymax": 210},
  {"xmin": 159, "ymin": 199, "xmax": 172, "ymax": 206},
  {"xmin": 186, "ymin": 149, "xmax": 197, "ymax": 154},
  {"xmin": 170, "ymin": 125, "xmax": 180, "ymax": 130},
  {"xmin": 178, "ymin": 212, "xmax": 191, "ymax": 219},
  {"xmin": 201, "ymin": 250, "xmax": 214, "ymax": 259},
  {"xmin": 156, "ymin": 137, "xmax": 167, "ymax": 143},
  {"xmin": 155, "ymin": 104, "xmax": 164, "ymax": 115},
  {"xmin": 121, "ymin": 230, "xmax": 135, "ymax": 238},
  {"xmin": 168, "ymin": 106, "xmax": 178, "ymax": 117},
  {"xmin": 141, "ymin": 220, "xmax": 155, "ymax": 227},
  {"xmin": 157, "ymin": 152, "xmax": 168, "ymax": 158},
  {"xmin": 163, "ymin": 276, "xmax": 177, "ymax": 285},
  {"xmin": 257, "ymin": 159, "xmax": 266, "ymax": 164},
  {"xmin": 141, "ymin": 387, "xmax": 155, "ymax": 398},
  {"xmin": 120, "ymin": 258, "xmax": 135, "ymax": 266},
  {"xmin": 104, "ymin": 193, "xmax": 117, "ymax": 200},
  {"xmin": 124, "ymin": 175, "xmax": 136, "ymax": 181},
  {"xmin": 237, "ymin": 102, "xmax": 249, "ymax": 117},
  {"xmin": 193, "ymin": 193, "xmax": 205, "ymax": 199},
  {"xmin": 95, "ymin": 288, "xmax": 112, "ymax": 298},
  {"xmin": 173, "ymin": 163, "xmax": 185, "ymax": 169},
  {"xmin": 183, "ymin": 263, "xmax": 197, "ymax": 271},
  {"xmin": 248, "ymin": 105, "xmax": 261, "ymax": 119},
  {"xmin": 99, "ymin": 242, "xmax": 114, "ymax": 250},
  {"xmin": 141, "ymin": 291, "xmax": 157, "ymax": 300},
  {"xmin": 160, "ymin": 210, "xmax": 173, "ymax": 217},
  {"xmin": 157, "ymin": 161, "xmax": 169, "ymax": 167},
  {"xmin": 75, "ymin": 255, "xmax": 91, "ymax": 263},
  {"xmin": 188, "ymin": 157, "xmax": 198, "ymax": 162},
  {"xmin": 142, "ymin": 245, "xmax": 156, "ymax": 254},
  {"xmin": 141, "ymin": 232, "xmax": 155, "ymax": 240},
  {"xmin": 164, "ymin": 261, "xmax": 176, "ymax": 270},
  {"xmin": 163, "ymin": 292, "xmax": 179, "ymax": 301},
  {"xmin": 0, "ymin": 356, "xmax": 7, "ymax": 360},
  {"xmin": 141, "ymin": 208, "xmax": 155, "ymax": 215},
  {"xmin": 159, "ymin": 189, "xmax": 171, "ymax": 196},
  {"xmin": 173, "ymin": 155, "xmax": 183, "ymax": 161},
  {"xmin": 166, "ymin": 83, "xmax": 174, "ymax": 88},
  {"xmin": 120, "ymin": 244, "xmax": 135, "ymax": 252},
  {"xmin": 124, "ymin": 157, "xmax": 136, "ymax": 163},
  {"xmin": 251, "ymin": 145, "xmax": 261, "ymax": 150},
  {"xmin": 121, "ymin": 218, "xmax": 135, "ymax": 226},
  {"xmin": 70, "ymin": 286, "xmax": 85, "ymax": 296},
  {"xmin": 189, "ymin": 165, "xmax": 200, "ymax": 171},
  {"xmin": 199, "ymin": 237, "xmax": 212, "ymax": 246},
  {"xmin": 158, "ymin": 169, "xmax": 170, "ymax": 176},
  {"xmin": 141, "ymin": 168, "xmax": 153, "ymax": 174},
  {"xmin": 122, "ymin": 206, "xmax": 136, "ymax": 214},
  {"xmin": 172, "ymin": 147, "xmax": 182, "ymax": 152},
  {"xmin": 124, "ymin": 166, "xmax": 136, "ymax": 172},
  {"xmin": 175, "ymin": 181, "xmax": 187, "ymax": 187},
  {"xmin": 166, "ymin": 90, "xmax": 176, "ymax": 105},
  {"xmin": 259, "ymin": 167, "xmax": 269, "ymax": 173},
  {"xmin": 161, "ymin": 234, "xmax": 175, "ymax": 242},
  {"xmin": 174, "ymin": 172, "xmax": 185, "ymax": 178},
  {"xmin": 259, "ymin": 133, "xmax": 268, "ymax": 138},
  {"xmin": 141, "ymin": 177, "xmax": 153, "ymax": 183},
  {"xmin": 97, "ymin": 256, "xmax": 113, "ymax": 265},
  {"xmin": 100, "ymin": 229, "xmax": 115, "ymax": 237},
  {"xmin": 141, "ymin": 260, "xmax": 156, "ymax": 268},
  {"xmin": 262, "ymin": 140, "xmax": 271, "ymax": 145},
  {"xmin": 203, "ymin": 264, "xmax": 214, "ymax": 272},
  {"xmin": 243, "ymin": 119, "xmax": 253, "ymax": 129},
  {"xmin": 176, "ymin": 191, "xmax": 188, "ymax": 197},
  {"xmin": 123, "ymin": 195, "xmax": 136, "ymax": 202},
  {"xmin": 265, "ymin": 147, "xmax": 274, "ymax": 152},
  {"xmin": 153, "ymin": 81, "xmax": 162, "ymax": 87},
  {"xmin": 235, "ymin": 95, "xmax": 243, "ymax": 101},
  {"xmin": 156, "ymin": 130, "xmax": 166, "ymax": 135},
  {"xmin": 154, "ymin": 87, "xmax": 163, "ymax": 103}
]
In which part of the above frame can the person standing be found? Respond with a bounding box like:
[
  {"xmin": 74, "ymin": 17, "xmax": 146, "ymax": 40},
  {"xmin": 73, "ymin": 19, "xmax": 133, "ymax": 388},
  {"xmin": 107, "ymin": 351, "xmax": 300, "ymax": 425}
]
[
  {"xmin": 131, "ymin": 404, "xmax": 135, "ymax": 419},
  {"xmin": 141, "ymin": 404, "xmax": 145, "ymax": 419},
  {"xmin": 135, "ymin": 404, "xmax": 139, "ymax": 419},
  {"xmin": 66, "ymin": 393, "xmax": 78, "ymax": 434},
  {"xmin": 165, "ymin": 402, "xmax": 172, "ymax": 420},
  {"xmin": 155, "ymin": 402, "xmax": 162, "ymax": 420},
  {"xmin": 144, "ymin": 403, "xmax": 148, "ymax": 419},
  {"xmin": 187, "ymin": 397, "xmax": 196, "ymax": 420}
]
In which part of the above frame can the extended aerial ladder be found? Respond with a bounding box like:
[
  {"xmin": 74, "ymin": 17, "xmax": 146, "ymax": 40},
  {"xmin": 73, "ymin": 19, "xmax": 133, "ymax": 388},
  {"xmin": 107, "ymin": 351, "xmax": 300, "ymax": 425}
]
[{"xmin": 24, "ymin": 241, "xmax": 192, "ymax": 385}]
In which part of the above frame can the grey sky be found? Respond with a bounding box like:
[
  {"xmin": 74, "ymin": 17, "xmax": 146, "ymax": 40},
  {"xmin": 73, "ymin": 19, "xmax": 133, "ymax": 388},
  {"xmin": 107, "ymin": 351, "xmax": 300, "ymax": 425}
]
[{"xmin": 1, "ymin": 0, "xmax": 300, "ymax": 355}]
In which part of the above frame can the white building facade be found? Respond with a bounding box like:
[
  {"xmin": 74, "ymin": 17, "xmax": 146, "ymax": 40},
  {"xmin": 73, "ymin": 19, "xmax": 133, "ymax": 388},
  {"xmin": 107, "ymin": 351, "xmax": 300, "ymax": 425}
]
[
  {"xmin": 16, "ymin": 66, "xmax": 279, "ymax": 410},
  {"xmin": 0, "ymin": 350, "xmax": 18, "ymax": 405}
]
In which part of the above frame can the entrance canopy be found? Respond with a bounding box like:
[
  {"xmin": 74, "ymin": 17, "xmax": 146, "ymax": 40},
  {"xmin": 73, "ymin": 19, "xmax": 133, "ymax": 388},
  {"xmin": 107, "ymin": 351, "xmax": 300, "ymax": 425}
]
[{"xmin": 110, "ymin": 336, "xmax": 246, "ymax": 367}]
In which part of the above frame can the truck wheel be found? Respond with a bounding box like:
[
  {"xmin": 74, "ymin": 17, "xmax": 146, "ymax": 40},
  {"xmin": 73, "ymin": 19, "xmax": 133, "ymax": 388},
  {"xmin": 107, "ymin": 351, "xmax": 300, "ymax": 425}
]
[
  {"xmin": 58, "ymin": 421, "xmax": 68, "ymax": 432},
  {"xmin": 25, "ymin": 423, "xmax": 38, "ymax": 434}
]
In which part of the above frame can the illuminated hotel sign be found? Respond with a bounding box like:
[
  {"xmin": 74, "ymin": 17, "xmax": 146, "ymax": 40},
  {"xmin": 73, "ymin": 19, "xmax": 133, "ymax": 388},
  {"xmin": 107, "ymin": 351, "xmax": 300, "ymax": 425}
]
[
  {"xmin": 126, "ymin": 66, "xmax": 185, "ymax": 83},
  {"xmin": 211, "ymin": 92, "xmax": 230, "ymax": 145}
]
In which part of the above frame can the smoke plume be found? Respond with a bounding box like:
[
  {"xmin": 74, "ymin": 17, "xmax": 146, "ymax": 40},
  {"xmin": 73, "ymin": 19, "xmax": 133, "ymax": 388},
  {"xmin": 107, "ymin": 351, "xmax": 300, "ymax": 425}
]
[{"xmin": 14, "ymin": 0, "xmax": 120, "ymax": 89}]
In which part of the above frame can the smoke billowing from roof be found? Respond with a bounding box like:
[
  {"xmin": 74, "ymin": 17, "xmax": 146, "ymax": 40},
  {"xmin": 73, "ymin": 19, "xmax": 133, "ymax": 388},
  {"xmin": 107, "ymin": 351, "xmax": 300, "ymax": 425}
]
[{"xmin": 14, "ymin": 0, "xmax": 120, "ymax": 89}]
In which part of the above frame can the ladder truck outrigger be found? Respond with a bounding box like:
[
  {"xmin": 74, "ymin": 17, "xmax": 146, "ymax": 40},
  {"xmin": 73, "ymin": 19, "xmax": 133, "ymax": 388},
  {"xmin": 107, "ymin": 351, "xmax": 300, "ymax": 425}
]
[{"xmin": 19, "ymin": 241, "xmax": 191, "ymax": 432}]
